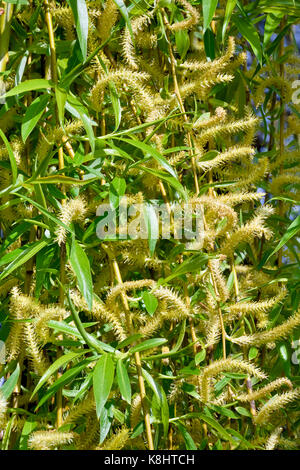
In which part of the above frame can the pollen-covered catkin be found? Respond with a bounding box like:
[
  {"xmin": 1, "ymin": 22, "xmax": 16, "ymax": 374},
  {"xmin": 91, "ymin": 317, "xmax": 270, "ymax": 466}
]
[
  {"xmin": 28, "ymin": 431, "xmax": 76, "ymax": 450},
  {"xmin": 255, "ymin": 389, "xmax": 300, "ymax": 425},
  {"xmin": 55, "ymin": 197, "xmax": 87, "ymax": 246}
]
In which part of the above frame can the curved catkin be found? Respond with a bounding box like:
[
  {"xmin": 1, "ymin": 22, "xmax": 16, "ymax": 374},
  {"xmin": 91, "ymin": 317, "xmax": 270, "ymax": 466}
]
[
  {"xmin": 53, "ymin": 7, "xmax": 75, "ymax": 40},
  {"xmin": 195, "ymin": 115, "xmax": 259, "ymax": 149},
  {"xmin": 76, "ymin": 417, "xmax": 100, "ymax": 450},
  {"xmin": 227, "ymin": 288, "xmax": 287, "ymax": 328},
  {"xmin": 55, "ymin": 197, "xmax": 87, "ymax": 246},
  {"xmin": 69, "ymin": 289, "xmax": 127, "ymax": 341},
  {"xmin": 152, "ymin": 286, "xmax": 191, "ymax": 319},
  {"xmin": 199, "ymin": 358, "xmax": 267, "ymax": 403},
  {"xmin": 190, "ymin": 195, "xmax": 238, "ymax": 237},
  {"xmin": 130, "ymin": 394, "xmax": 142, "ymax": 429},
  {"xmin": 197, "ymin": 146, "xmax": 255, "ymax": 171},
  {"xmin": 207, "ymin": 259, "xmax": 229, "ymax": 302},
  {"xmin": 255, "ymin": 389, "xmax": 300, "ymax": 425},
  {"xmin": 169, "ymin": 0, "xmax": 200, "ymax": 32},
  {"xmin": 237, "ymin": 378, "xmax": 293, "ymax": 402},
  {"xmin": 63, "ymin": 392, "xmax": 96, "ymax": 425},
  {"xmin": 96, "ymin": 426, "xmax": 130, "ymax": 450},
  {"xmin": 220, "ymin": 205, "xmax": 274, "ymax": 258},
  {"xmin": 254, "ymin": 77, "xmax": 292, "ymax": 107},
  {"xmin": 23, "ymin": 322, "xmax": 50, "ymax": 377},
  {"xmin": 265, "ymin": 427, "xmax": 283, "ymax": 450},
  {"xmin": 96, "ymin": 0, "xmax": 118, "ymax": 42},
  {"xmin": 28, "ymin": 431, "xmax": 76, "ymax": 450},
  {"xmin": 105, "ymin": 279, "xmax": 155, "ymax": 311},
  {"xmin": 229, "ymin": 308, "xmax": 300, "ymax": 346}
]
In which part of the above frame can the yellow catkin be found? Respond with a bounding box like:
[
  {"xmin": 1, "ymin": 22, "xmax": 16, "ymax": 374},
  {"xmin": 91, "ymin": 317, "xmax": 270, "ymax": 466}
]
[
  {"xmin": 220, "ymin": 205, "xmax": 274, "ymax": 258},
  {"xmin": 28, "ymin": 430, "xmax": 76, "ymax": 450},
  {"xmin": 227, "ymin": 288, "xmax": 287, "ymax": 328},
  {"xmin": 237, "ymin": 377, "xmax": 293, "ymax": 402},
  {"xmin": 23, "ymin": 322, "xmax": 50, "ymax": 377},
  {"xmin": 96, "ymin": 0, "xmax": 118, "ymax": 42},
  {"xmin": 63, "ymin": 392, "xmax": 96, "ymax": 425},
  {"xmin": 265, "ymin": 427, "xmax": 283, "ymax": 450},
  {"xmin": 199, "ymin": 358, "xmax": 267, "ymax": 403},
  {"xmin": 55, "ymin": 197, "xmax": 87, "ymax": 246},
  {"xmin": 70, "ymin": 289, "xmax": 127, "ymax": 341},
  {"xmin": 169, "ymin": 0, "xmax": 200, "ymax": 32},
  {"xmin": 255, "ymin": 389, "xmax": 300, "ymax": 425},
  {"xmin": 96, "ymin": 426, "xmax": 130, "ymax": 450},
  {"xmin": 229, "ymin": 308, "xmax": 300, "ymax": 346},
  {"xmin": 130, "ymin": 394, "xmax": 142, "ymax": 429},
  {"xmin": 198, "ymin": 146, "xmax": 255, "ymax": 171}
]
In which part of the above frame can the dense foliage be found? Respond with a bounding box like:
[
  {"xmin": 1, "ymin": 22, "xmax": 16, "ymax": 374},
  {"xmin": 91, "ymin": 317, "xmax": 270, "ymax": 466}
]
[{"xmin": 0, "ymin": 0, "xmax": 300, "ymax": 451}]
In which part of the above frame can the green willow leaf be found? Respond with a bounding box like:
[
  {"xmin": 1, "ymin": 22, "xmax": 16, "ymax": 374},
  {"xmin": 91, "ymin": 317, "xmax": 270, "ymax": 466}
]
[
  {"xmin": 202, "ymin": 0, "xmax": 218, "ymax": 31},
  {"xmin": 174, "ymin": 422, "xmax": 197, "ymax": 450},
  {"xmin": 159, "ymin": 253, "xmax": 212, "ymax": 284},
  {"xmin": 222, "ymin": 0, "xmax": 237, "ymax": 41},
  {"xmin": 233, "ymin": 13, "xmax": 263, "ymax": 64},
  {"xmin": 0, "ymin": 364, "xmax": 20, "ymax": 400},
  {"xmin": 116, "ymin": 359, "xmax": 131, "ymax": 404},
  {"xmin": 260, "ymin": 215, "xmax": 300, "ymax": 267},
  {"xmin": 0, "ymin": 130, "xmax": 18, "ymax": 184},
  {"xmin": 67, "ymin": 0, "xmax": 89, "ymax": 59},
  {"xmin": 21, "ymin": 93, "xmax": 49, "ymax": 143},
  {"xmin": 109, "ymin": 176, "xmax": 126, "ymax": 210},
  {"xmin": 0, "ymin": 79, "xmax": 53, "ymax": 99},
  {"xmin": 118, "ymin": 137, "xmax": 177, "ymax": 179},
  {"xmin": 130, "ymin": 338, "xmax": 167, "ymax": 354},
  {"xmin": 93, "ymin": 354, "xmax": 115, "ymax": 418},
  {"xmin": 31, "ymin": 351, "xmax": 86, "ymax": 399},
  {"xmin": 69, "ymin": 238, "xmax": 93, "ymax": 311},
  {"xmin": 0, "ymin": 240, "xmax": 48, "ymax": 282}
]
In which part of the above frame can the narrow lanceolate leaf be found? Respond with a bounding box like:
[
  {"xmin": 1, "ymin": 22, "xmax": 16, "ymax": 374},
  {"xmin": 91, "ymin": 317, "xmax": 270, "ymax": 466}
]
[
  {"xmin": 118, "ymin": 138, "xmax": 178, "ymax": 179},
  {"xmin": 233, "ymin": 14, "xmax": 262, "ymax": 64},
  {"xmin": 66, "ymin": 94, "xmax": 95, "ymax": 152},
  {"xmin": 67, "ymin": 0, "xmax": 89, "ymax": 60},
  {"xmin": 260, "ymin": 215, "xmax": 300, "ymax": 267},
  {"xmin": 55, "ymin": 86, "xmax": 67, "ymax": 127},
  {"xmin": 159, "ymin": 253, "xmax": 212, "ymax": 284},
  {"xmin": 31, "ymin": 351, "xmax": 86, "ymax": 399},
  {"xmin": 0, "ymin": 240, "xmax": 48, "ymax": 282},
  {"xmin": 0, "ymin": 129, "xmax": 18, "ymax": 184},
  {"xmin": 93, "ymin": 354, "xmax": 115, "ymax": 418},
  {"xmin": 130, "ymin": 338, "xmax": 167, "ymax": 354},
  {"xmin": 112, "ymin": 0, "xmax": 134, "ymax": 40},
  {"xmin": 222, "ymin": 0, "xmax": 237, "ymax": 41},
  {"xmin": 0, "ymin": 364, "xmax": 20, "ymax": 400},
  {"xmin": 116, "ymin": 359, "xmax": 131, "ymax": 404},
  {"xmin": 202, "ymin": 0, "xmax": 218, "ymax": 31},
  {"xmin": 174, "ymin": 422, "xmax": 197, "ymax": 450},
  {"xmin": 21, "ymin": 93, "xmax": 49, "ymax": 143},
  {"xmin": 109, "ymin": 176, "xmax": 126, "ymax": 210},
  {"xmin": 0, "ymin": 79, "xmax": 53, "ymax": 99},
  {"xmin": 69, "ymin": 238, "xmax": 93, "ymax": 311}
]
